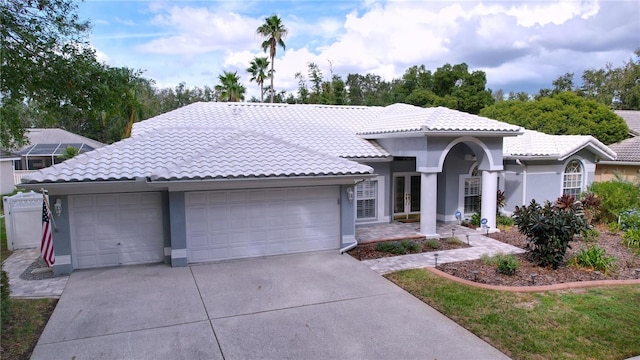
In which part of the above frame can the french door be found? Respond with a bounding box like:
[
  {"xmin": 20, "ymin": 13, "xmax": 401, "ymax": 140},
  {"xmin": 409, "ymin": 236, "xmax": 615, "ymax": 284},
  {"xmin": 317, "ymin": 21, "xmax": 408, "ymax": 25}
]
[{"xmin": 393, "ymin": 173, "xmax": 420, "ymax": 220}]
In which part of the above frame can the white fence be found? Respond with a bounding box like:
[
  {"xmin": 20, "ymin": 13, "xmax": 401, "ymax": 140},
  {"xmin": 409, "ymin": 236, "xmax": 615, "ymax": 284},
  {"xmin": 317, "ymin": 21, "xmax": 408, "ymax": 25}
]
[
  {"xmin": 14, "ymin": 170, "xmax": 36, "ymax": 185},
  {"xmin": 3, "ymin": 191, "xmax": 43, "ymax": 250}
]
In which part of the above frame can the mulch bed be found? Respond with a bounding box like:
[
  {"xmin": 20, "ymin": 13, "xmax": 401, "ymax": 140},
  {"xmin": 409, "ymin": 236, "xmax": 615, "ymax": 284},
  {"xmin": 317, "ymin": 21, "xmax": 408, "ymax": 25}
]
[
  {"xmin": 347, "ymin": 237, "xmax": 469, "ymax": 261},
  {"xmin": 437, "ymin": 225, "xmax": 640, "ymax": 286},
  {"xmin": 349, "ymin": 224, "xmax": 640, "ymax": 287}
]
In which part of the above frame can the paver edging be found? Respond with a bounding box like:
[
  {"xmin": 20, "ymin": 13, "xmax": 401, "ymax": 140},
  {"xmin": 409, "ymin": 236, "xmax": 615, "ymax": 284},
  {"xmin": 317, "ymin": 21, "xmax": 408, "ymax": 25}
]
[{"xmin": 424, "ymin": 267, "xmax": 640, "ymax": 293}]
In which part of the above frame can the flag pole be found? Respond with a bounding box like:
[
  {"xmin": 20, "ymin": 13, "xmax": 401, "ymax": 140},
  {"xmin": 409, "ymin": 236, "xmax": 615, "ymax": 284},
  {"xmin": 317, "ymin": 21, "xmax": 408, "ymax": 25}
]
[{"xmin": 40, "ymin": 188, "xmax": 58, "ymax": 232}]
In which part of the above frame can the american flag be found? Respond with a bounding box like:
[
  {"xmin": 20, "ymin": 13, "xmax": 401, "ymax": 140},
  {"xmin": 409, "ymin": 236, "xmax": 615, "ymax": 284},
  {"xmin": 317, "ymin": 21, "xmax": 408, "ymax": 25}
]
[{"xmin": 41, "ymin": 197, "xmax": 55, "ymax": 267}]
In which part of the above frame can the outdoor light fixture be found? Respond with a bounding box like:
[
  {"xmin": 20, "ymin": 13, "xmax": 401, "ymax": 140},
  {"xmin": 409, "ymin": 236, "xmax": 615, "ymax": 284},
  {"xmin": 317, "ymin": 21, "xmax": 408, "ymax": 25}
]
[
  {"xmin": 472, "ymin": 270, "xmax": 479, "ymax": 282},
  {"xmin": 466, "ymin": 234, "xmax": 470, "ymax": 245},
  {"xmin": 346, "ymin": 187, "xmax": 354, "ymax": 203},
  {"xmin": 434, "ymin": 253, "xmax": 439, "ymax": 267},
  {"xmin": 635, "ymin": 268, "xmax": 640, "ymax": 279},
  {"xmin": 54, "ymin": 199, "xmax": 62, "ymax": 217},
  {"xmin": 530, "ymin": 273, "xmax": 537, "ymax": 284}
]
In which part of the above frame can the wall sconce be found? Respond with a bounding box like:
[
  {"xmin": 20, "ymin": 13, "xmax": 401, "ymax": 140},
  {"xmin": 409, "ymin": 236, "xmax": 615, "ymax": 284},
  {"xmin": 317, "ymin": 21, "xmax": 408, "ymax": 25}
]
[
  {"xmin": 54, "ymin": 199, "xmax": 62, "ymax": 216},
  {"xmin": 346, "ymin": 187, "xmax": 354, "ymax": 203}
]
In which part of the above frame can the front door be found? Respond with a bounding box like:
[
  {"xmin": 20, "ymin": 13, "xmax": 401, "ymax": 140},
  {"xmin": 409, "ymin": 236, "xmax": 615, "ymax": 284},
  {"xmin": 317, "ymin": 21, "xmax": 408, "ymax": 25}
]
[{"xmin": 393, "ymin": 173, "xmax": 420, "ymax": 220}]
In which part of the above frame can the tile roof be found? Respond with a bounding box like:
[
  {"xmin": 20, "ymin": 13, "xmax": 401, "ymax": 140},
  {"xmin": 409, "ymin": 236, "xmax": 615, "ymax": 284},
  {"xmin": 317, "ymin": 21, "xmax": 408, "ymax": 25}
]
[
  {"xmin": 133, "ymin": 103, "xmax": 389, "ymax": 159},
  {"xmin": 357, "ymin": 105, "xmax": 523, "ymax": 136},
  {"xmin": 607, "ymin": 136, "xmax": 640, "ymax": 162},
  {"xmin": 22, "ymin": 128, "xmax": 374, "ymax": 183},
  {"xmin": 21, "ymin": 102, "xmax": 616, "ymax": 184},
  {"xmin": 504, "ymin": 130, "xmax": 616, "ymax": 160},
  {"xmin": 615, "ymin": 110, "xmax": 640, "ymax": 135}
]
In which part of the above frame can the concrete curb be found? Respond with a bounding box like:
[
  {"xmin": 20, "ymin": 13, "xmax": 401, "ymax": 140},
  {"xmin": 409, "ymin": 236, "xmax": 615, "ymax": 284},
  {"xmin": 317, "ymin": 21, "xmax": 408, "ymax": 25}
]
[{"xmin": 425, "ymin": 267, "xmax": 640, "ymax": 293}]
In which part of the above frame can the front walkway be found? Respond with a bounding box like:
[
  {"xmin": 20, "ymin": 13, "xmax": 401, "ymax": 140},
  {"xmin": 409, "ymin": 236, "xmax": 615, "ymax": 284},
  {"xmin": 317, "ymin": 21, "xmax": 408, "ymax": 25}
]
[
  {"xmin": 3, "ymin": 248, "xmax": 68, "ymax": 298},
  {"xmin": 358, "ymin": 223, "xmax": 525, "ymax": 274}
]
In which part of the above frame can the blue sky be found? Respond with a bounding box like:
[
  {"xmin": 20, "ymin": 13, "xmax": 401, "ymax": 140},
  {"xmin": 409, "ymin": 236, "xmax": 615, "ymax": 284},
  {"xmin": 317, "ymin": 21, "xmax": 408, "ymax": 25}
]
[{"xmin": 79, "ymin": 0, "xmax": 640, "ymax": 100}]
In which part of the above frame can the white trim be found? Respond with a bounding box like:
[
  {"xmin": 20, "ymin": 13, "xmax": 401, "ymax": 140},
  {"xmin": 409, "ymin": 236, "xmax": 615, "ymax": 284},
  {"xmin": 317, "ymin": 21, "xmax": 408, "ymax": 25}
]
[
  {"xmin": 392, "ymin": 172, "xmax": 421, "ymax": 218},
  {"xmin": 436, "ymin": 136, "xmax": 499, "ymax": 173},
  {"xmin": 437, "ymin": 213, "xmax": 459, "ymax": 222},
  {"xmin": 171, "ymin": 249, "xmax": 187, "ymax": 259},
  {"xmin": 341, "ymin": 234, "xmax": 356, "ymax": 245},
  {"xmin": 562, "ymin": 157, "xmax": 586, "ymax": 196},
  {"xmin": 56, "ymin": 255, "xmax": 71, "ymax": 265},
  {"xmin": 164, "ymin": 247, "xmax": 171, "ymax": 256}
]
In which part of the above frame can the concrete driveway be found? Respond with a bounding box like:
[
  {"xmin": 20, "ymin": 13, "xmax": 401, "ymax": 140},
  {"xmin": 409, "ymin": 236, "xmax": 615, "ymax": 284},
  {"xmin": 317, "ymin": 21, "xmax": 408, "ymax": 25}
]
[{"xmin": 32, "ymin": 251, "xmax": 509, "ymax": 360}]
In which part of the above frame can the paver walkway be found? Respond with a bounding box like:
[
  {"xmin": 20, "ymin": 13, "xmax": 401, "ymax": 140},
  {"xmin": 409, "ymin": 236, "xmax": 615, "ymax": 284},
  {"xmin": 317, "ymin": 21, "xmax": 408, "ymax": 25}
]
[
  {"xmin": 3, "ymin": 248, "xmax": 68, "ymax": 298},
  {"xmin": 361, "ymin": 223, "xmax": 525, "ymax": 274}
]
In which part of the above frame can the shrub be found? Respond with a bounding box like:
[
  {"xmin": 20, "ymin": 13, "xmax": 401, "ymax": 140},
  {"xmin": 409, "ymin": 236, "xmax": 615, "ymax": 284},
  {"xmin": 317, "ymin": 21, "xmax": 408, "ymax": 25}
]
[
  {"xmin": 497, "ymin": 215, "xmax": 514, "ymax": 227},
  {"xmin": 581, "ymin": 227, "xmax": 600, "ymax": 242},
  {"xmin": 481, "ymin": 253, "xmax": 498, "ymax": 266},
  {"xmin": 619, "ymin": 210, "xmax": 640, "ymax": 231},
  {"xmin": 513, "ymin": 198, "xmax": 588, "ymax": 268},
  {"xmin": 622, "ymin": 228, "xmax": 640, "ymax": 248},
  {"xmin": 589, "ymin": 181, "xmax": 640, "ymax": 223},
  {"xmin": 424, "ymin": 239, "xmax": 441, "ymax": 249},
  {"xmin": 400, "ymin": 240, "xmax": 420, "ymax": 253},
  {"xmin": 1, "ymin": 261, "xmax": 9, "ymax": 328},
  {"xmin": 496, "ymin": 254, "xmax": 520, "ymax": 275},
  {"xmin": 375, "ymin": 240, "xmax": 420, "ymax": 255},
  {"xmin": 581, "ymin": 192, "xmax": 601, "ymax": 224},
  {"xmin": 470, "ymin": 212, "xmax": 481, "ymax": 227},
  {"xmin": 446, "ymin": 237, "xmax": 464, "ymax": 246},
  {"xmin": 569, "ymin": 245, "xmax": 616, "ymax": 274},
  {"xmin": 607, "ymin": 222, "xmax": 621, "ymax": 234}
]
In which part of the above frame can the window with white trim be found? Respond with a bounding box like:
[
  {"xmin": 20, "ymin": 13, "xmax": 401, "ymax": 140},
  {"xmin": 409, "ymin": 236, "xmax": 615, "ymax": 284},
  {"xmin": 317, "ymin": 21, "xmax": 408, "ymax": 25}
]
[
  {"xmin": 464, "ymin": 164, "xmax": 481, "ymax": 214},
  {"xmin": 563, "ymin": 160, "xmax": 583, "ymax": 196},
  {"xmin": 356, "ymin": 180, "xmax": 377, "ymax": 219}
]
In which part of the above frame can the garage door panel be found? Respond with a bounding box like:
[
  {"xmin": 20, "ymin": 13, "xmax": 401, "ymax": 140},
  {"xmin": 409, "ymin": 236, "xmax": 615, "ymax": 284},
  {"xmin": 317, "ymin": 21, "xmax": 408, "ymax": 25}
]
[
  {"xmin": 186, "ymin": 187, "xmax": 340, "ymax": 263},
  {"xmin": 70, "ymin": 193, "xmax": 164, "ymax": 269}
]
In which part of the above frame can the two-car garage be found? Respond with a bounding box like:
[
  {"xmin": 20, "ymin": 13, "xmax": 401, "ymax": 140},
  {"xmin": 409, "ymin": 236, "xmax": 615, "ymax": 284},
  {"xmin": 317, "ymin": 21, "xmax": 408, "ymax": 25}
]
[{"xmin": 68, "ymin": 186, "xmax": 341, "ymax": 269}]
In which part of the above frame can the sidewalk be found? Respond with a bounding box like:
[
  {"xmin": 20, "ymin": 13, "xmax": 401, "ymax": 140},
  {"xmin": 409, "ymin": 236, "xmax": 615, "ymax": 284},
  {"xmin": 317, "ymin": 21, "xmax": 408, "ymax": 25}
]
[
  {"xmin": 362, "ymin": 224, "xmax": 526, "ymax": 274},
  {"xmin": 3, "ymin": 248, "xmax": 68, "ymax": 298}
]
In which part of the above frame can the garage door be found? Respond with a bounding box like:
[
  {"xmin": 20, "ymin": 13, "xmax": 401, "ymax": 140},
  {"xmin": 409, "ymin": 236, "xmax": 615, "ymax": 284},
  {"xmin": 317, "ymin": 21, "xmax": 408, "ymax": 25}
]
[
  {"xmin": 186, "ymin": 186, "xmax": 340, "ymax": 263},
  {"xmin": 70, "ymin": 193, "xmax": 164, "ymax": 269}
]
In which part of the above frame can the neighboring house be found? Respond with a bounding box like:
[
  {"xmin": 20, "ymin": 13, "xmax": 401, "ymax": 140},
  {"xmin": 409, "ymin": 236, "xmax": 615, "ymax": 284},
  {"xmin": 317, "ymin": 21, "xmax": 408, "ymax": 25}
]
[
  {"xmin": 615, "ymin": 110, "xmax": 640, "ymax": 136},
  {"xmin": 0, "ymin": 151, "xmax": 19, "ymax": 195},
  {"xmin": 19, "ymin": 103, "xmax": 615, "ymax": 275},
  {"xmin": 13, "ymin": 128, "xmax": 105, "ymax": 171},
  {"xmin": 595, "ymin": 110, "xmax": 640, "ymax": 182},
  {"xmin": 595, "ymin": 136, "xmax": 640, "ymax": 182}
]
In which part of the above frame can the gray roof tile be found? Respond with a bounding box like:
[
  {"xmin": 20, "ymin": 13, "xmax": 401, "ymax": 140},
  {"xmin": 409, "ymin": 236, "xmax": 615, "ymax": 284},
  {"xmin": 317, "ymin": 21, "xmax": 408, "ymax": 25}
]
[
  {"xmin": 608, "ymin": 136, "xmax": 640, "ymax": 162},
  {"xmin": 615, "ymin": 110, "xmax": 640, "ymax": 135}
]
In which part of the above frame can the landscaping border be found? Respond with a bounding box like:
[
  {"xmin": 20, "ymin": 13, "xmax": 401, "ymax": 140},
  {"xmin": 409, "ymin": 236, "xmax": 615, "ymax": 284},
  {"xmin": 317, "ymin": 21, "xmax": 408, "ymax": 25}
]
[{"xmin": 426, "ymin": 267, "xmax": 640, "ymax": 292}]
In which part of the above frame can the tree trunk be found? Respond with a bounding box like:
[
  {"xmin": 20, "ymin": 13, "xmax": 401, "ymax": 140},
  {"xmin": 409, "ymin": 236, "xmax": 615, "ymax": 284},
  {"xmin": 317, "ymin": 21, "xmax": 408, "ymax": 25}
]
[{"xmin": 270, "ymin": 57, "xmax": 275, "ymax": 103}]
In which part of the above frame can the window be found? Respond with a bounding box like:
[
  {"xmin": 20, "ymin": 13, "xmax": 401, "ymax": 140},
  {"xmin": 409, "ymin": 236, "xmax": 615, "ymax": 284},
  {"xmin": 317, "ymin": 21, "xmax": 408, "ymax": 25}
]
[
  {"xmin": 356, "ymin": 180, "xmax": 377, "ymax": 219},
  {"xmin": 563, "ymin": 160, "xmax": 583, "ymax": 196},
  {"xmin": 464, "ymin": 164, "xmax": 481, "ymax": 214}
]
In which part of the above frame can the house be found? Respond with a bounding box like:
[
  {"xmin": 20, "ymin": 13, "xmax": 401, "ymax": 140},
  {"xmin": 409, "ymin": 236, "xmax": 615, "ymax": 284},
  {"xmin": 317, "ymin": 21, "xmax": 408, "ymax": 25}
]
[
  {"xmin": 13, "ymin": 128, "xmax": 105, "ymax": 171},
  {"xmin": 0, "ymin": 151, "xmax": 19, "ymax": 195},
  {"xmin": 595, "ymin": 110, "xmax": 640, "ymax": 182},
  {"xmin": 19, "ymin": 103, "xmax": 615, "ymax": 275}
]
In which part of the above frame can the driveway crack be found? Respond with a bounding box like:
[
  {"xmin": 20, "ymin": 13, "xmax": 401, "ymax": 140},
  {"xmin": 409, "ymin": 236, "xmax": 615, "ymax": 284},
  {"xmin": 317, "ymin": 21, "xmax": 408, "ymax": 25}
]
[{"xmin": 190, "ymin": 266, "xmax": 225, "ymax": 360}]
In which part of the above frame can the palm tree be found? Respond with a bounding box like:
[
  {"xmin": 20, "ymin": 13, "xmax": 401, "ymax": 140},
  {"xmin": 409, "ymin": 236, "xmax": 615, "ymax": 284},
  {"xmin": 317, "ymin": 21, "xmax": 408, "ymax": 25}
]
[
  {"xmin": 256, "ymin": 15, "xmax": 287, "ymax": 103},
  {"xmin": 215, "ymin": 71, "xmax": 246, "ymax": 102},
  {"xmin": 246, "ymin": 56, "xmax": 270, "ymax": 102}
]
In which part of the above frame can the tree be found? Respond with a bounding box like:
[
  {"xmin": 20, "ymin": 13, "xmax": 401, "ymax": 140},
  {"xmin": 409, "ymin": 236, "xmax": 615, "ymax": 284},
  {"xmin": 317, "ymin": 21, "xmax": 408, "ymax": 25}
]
[
  {"xmin": 1, "ymin": 0, "xmax": 91, "ymax": 149},
  {"xmin": 246, "ymin": 57, "xmax": 270, "ymax": 102},
  {"xmin": 480, "ymin": 91, "xmax": 628, "ymax": 144},
  {"xmin": 215, "ymin": 71, "xmax": 246, "ymax": 102},
  {"xmin": 256, "ymin": 15, "xmax": 287, "ymax": 103}
]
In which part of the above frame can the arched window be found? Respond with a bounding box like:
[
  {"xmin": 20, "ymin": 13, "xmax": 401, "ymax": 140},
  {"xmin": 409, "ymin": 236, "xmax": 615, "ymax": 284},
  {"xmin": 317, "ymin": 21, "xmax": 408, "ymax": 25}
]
[{"xmin": 563, "ymin": 160, "xmax": 583, "ymax": 196}]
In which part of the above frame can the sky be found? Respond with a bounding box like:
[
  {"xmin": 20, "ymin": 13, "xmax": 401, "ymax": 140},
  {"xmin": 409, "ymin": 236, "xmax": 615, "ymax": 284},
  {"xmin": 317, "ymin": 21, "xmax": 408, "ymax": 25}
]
[{"xmin": 78, "ymin": 0, "xmax": 640, "ymax": 100}]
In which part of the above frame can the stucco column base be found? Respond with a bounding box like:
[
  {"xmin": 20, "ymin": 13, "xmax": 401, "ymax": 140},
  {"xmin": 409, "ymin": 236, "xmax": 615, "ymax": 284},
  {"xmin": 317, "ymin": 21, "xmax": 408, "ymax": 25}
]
[{"xmin": 419, "ymin": 172, "xmax": 439, "ymax": 238}]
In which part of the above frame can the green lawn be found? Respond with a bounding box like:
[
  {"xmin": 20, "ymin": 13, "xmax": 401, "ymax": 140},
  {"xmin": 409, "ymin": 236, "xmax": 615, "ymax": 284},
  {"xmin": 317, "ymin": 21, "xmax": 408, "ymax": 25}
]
[
  {"xmin": 387, "ymin": 269, "xmax": 640, "ymax": 360},
  {"xmin": 1, "ymin": 202, "xmax": 56, "ymax": 360}
]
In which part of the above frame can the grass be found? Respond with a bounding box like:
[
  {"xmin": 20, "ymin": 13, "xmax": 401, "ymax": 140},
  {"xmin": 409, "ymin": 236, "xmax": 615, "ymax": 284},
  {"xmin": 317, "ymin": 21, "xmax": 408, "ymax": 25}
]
[
  {"xmin": 1, "ymin": 203, "xmax": 56, "ymax": 360},
  {"xmin": 1, "ymin": 298, "xmax": 58, "ymax": 359},
  {"xmin": 387, "ymin": 269, "xmax": 640, "ymax": 360}
]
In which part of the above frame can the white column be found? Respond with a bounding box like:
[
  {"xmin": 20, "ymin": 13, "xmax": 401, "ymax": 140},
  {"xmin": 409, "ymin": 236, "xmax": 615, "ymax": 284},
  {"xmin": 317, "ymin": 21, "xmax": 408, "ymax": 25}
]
[
  {"xmin": 481, "ymin": 170, "xmax": 498, "ymax": 230},
  {"xmin": 420, "ymin": 172, "xmax": 439, "ymax": 238}
]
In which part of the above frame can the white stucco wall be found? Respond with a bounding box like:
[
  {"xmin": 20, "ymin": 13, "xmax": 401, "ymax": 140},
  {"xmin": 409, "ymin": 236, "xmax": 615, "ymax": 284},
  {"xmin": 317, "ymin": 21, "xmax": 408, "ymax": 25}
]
[{"xmin": 0, "ymin": 160, "xmax": 16, "ymax": 195}]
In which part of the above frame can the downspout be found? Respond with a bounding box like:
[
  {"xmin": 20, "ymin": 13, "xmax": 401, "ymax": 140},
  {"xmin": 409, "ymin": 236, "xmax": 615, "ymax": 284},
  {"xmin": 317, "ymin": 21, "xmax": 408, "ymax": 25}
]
[
  {"xmin": 516, "ymin": 159, "xmax": 526, "ymax": 205},
  {"xmin": 340, "ymin": 238, "xmax": 358, "ymax": 254}
]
